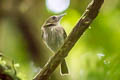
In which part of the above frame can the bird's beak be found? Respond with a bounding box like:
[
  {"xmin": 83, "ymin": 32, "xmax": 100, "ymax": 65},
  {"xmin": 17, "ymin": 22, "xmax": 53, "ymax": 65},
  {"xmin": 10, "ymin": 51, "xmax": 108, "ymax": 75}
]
[{"xmin": 58, "ymin": 13, "xmax": 66, "ymax": 20}]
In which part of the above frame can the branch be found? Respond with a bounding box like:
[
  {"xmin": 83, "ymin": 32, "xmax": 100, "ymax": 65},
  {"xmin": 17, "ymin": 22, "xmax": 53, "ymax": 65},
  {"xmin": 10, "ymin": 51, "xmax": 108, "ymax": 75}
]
[{"xmin": 33, "ymin": 0, "xmax": 104, "ymax": 80}]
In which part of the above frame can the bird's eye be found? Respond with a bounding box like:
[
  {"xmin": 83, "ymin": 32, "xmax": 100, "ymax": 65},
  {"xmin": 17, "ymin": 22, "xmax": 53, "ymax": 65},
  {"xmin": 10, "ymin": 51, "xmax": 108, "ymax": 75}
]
[{"xmin": 52, "ymin": 16, "xmax": 56, "ymax": 20}]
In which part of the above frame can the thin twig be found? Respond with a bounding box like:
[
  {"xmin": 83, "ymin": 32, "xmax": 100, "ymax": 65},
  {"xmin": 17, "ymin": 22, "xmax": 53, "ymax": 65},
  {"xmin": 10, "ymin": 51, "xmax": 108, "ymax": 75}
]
[{"xmin": 33, "ymin": 0, "xmax": 104, "ymax": 80}]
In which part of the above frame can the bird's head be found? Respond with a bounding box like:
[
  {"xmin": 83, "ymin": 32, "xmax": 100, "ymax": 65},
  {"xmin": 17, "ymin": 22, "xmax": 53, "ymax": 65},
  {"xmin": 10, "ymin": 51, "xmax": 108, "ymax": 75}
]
[{"xmin": 44, "ymin": 13, "xmax": 66, "ymax": 26}]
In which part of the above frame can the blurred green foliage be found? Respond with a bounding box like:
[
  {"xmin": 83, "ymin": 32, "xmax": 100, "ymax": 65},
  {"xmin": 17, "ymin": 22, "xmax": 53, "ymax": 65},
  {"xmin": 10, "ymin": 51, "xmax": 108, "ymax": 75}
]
[
  {"xmin": 0, "ymin": 54, "xmax": 20, "ymax": 80},
  {"xmin": 0, "ymin": 0, "xmax": 120, "ymax": 80}
]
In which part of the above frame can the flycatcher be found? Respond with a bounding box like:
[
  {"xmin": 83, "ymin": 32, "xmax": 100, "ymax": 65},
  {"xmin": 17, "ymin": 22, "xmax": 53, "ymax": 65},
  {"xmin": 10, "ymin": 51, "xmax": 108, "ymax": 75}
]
[{"xmin": 41, "ymin": 14, "xmax": 69, "ymax": 75}]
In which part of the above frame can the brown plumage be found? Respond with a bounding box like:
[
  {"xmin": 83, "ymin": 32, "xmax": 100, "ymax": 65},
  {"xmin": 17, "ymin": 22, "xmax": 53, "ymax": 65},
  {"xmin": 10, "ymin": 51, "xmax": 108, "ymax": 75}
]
[{"xmin": 41, "ymin": 14, "xmax": 69, "ymax": 75}]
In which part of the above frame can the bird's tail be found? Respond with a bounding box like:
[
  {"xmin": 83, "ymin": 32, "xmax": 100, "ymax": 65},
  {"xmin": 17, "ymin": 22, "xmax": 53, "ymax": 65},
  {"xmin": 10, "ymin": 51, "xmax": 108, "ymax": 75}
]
[{"xmin": 60, "ymin": 59, "xmax": 69, "ymax": 75}]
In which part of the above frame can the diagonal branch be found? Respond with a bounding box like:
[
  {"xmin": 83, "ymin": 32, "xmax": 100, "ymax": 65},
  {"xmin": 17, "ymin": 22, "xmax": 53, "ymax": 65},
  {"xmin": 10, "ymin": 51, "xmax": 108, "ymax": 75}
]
[{"xmin": 33, "ymin": 0, "xmax": 104, "ymax": 80}]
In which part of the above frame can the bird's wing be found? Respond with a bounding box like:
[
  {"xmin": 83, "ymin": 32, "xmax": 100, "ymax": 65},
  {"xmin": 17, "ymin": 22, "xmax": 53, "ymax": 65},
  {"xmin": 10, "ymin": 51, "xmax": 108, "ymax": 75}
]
[
  {"xmin": 41, "ymin": 27, "xmax": 44, "ymax": 39},
  {"xmin": 57, "ymin": 26, "xmax": 67, "ymax": 40},
  {"xmin": 63, "ymin": 28, "xmax": 67, "ymax": 40}
]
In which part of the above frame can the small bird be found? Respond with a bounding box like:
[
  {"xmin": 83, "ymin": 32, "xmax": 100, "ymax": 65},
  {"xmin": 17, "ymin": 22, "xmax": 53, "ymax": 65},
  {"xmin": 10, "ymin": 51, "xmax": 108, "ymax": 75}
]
[{"xmin": 41, "ymin": 13, "xmax": 69, "ymax": 75}]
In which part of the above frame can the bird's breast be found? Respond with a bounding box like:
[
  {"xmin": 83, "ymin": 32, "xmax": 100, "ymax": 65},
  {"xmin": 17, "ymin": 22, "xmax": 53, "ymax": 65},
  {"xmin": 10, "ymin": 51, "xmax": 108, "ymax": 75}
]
[{"xmin": 43, "ymin": 26, "xmax": 64, "ymax": 52}]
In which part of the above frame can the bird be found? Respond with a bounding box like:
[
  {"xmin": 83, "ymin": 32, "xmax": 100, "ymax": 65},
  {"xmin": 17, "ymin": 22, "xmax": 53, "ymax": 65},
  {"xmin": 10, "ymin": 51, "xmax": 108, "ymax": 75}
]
[{"xmin": 41, "ymin": 13, "xmax": 69, "ymax": 75}]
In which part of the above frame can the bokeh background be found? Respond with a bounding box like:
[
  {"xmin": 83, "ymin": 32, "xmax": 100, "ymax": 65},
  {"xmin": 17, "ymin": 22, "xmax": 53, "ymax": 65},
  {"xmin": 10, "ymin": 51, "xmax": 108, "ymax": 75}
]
[{"xmin": 0, "ymin": 0, "xmax": 120, "ymax": 80}]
